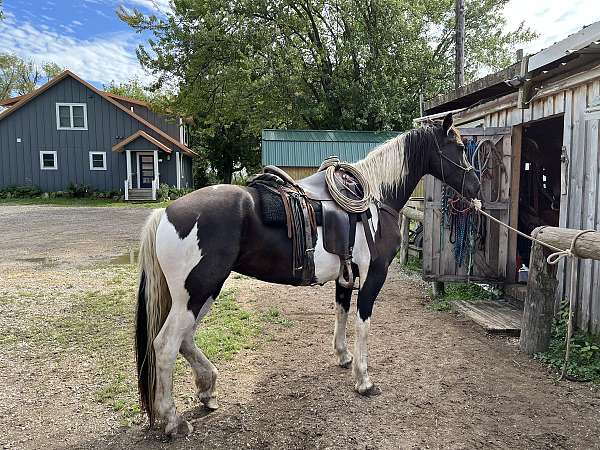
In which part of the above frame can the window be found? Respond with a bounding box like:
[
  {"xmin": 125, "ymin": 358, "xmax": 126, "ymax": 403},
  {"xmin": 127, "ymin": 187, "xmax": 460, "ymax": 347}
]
[
  {"xmin": 56, "ymin": 103, "xmax": 87, "ymax": 130},
  {"xmin": 89, "ymin": 152, "xmax": 106, "ymax": 170},
  {"xmin": 40, "ymin": 151, "xmax": 57, "ymax": 170}
]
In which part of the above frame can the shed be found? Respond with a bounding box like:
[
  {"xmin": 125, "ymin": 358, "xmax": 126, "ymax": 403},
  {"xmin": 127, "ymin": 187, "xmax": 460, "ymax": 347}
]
[
  {"xmin": 419, "ymin": 21, "xmax": 600, "ymax": 333},
  {"xmin": 261, "ymin": 129, "xmax": 400, "ymax": 180}
]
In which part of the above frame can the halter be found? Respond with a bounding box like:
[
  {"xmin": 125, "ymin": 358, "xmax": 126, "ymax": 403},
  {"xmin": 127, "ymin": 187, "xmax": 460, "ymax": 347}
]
[{"xmin": 431, "ymin": 129, "xmax": 475, "ymax": 196}]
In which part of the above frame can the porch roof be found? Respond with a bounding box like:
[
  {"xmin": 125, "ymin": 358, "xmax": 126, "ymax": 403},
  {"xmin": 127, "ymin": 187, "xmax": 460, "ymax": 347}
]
[{"xmin": 112, "ymin": 130, "xmax": 173, "ymax": 154}]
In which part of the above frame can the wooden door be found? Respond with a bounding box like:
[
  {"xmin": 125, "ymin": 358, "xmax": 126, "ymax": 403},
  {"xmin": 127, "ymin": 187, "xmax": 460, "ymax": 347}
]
[
  {"xmin": 139, "ymin": 154, "xmax": 155, "ymax": 188},
  {"xmin": 422, "ymin": 127, "xmax": 514, "ymax": 283}
]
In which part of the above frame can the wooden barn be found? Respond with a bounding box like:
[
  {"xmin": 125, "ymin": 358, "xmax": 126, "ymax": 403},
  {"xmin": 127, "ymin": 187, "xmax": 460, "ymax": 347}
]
[{"xmin": 418, "ymin": 22, "xmax": 600, "ymax": 333}]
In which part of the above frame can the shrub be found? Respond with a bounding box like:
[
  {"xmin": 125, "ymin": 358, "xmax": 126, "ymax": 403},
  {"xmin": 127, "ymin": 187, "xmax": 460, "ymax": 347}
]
[
  {"xmin": 66, "ymin": 182, "xmax": 91, "ymax": 198},
  {"xmin": 158, "ymin": 183, "xmax": 193, "ymax": 201},
  {"xmin": 536, "ymin": 302, "xmax": 600, "ymax": 382},
  {"xmin": 0, "ymin": 185, "xmax": 42, "ymax": 198}
]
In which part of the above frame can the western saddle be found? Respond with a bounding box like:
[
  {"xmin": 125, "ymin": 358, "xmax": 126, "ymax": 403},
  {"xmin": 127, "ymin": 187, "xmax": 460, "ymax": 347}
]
[{"xmin": 248, "ymin": 158, "xmax": 378, "ymax": 288}]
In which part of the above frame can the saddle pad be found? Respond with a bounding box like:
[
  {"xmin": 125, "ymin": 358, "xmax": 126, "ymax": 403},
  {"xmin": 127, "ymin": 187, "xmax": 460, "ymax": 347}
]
[{"xmin": 253, "ymin": 183, "xmax": 323, "ymax": 227}]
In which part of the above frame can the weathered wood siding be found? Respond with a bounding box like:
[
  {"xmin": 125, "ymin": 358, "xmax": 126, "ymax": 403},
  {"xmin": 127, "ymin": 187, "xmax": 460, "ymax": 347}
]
[
  {"xmin": 453, "ymin": 74, "xmax": 600, "ymax": 333},
  {"xmin": 0, "ymin": 76, "xmax": 184, "ymax": 192},
  {"xmin": 423, "ymin": 129, "xmax": 512, "ymax": 283}
]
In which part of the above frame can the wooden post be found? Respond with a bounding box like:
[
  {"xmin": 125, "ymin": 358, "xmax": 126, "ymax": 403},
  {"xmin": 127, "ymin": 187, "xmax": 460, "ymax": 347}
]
[
  {"xmin": 454, "ymin": 0, "xmax": 465, "ymax": 90},
  {"xmin": 432, "ymin": 281, "xmax": 445, "ymax": 297},
  {"xmin": 398, "ymin": 214, "xmax": 409, "ymax": 266},
  {"xmin": 519, "ymin": 228, "xmax": 558, "ymax": 354}
]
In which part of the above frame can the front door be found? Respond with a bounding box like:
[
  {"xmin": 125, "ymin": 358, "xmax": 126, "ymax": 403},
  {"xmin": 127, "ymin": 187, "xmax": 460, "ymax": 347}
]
[{"xmin": 138, "ymin": 154, "xmax": 155, "ymax": 188}]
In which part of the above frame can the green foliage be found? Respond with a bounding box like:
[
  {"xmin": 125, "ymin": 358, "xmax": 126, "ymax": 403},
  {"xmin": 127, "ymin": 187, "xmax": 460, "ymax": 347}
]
[
  {"xmin": 194, "ymin": 290, "xmax": 261, "ymax": 362},
  {"xmin": 401, "ymin": 256, "xmax": 423, "ymax": 273},
  {"xmin": 66, "ymin": 182, "xmax": 90, "ymax": 198},
  {"xmin": 428, "ymin": 282, "xmax": 496, "ymax": 311},
  {"xmin": 0, "ymin": 54, "xmax": 64, "ymax": 99},
  {"xmin": 118, "ymin": 0, "xmax": 535, "ymax": 183},
  {"xmin": 537, "ymin": 303, "xmax": 600, "ymax": 383},
  {"xmin": 157, "ymin": 183, "xmax": 194, "ymax": 201},
  {"xmin": 103, "ymin": 77, "xmax": 153, "ymax": 102},
  {"xmin": 260, "ymin": 307, "xmax": 294, "ymax": 327},
  {"xmin": 0, "ymin": 185, "xmax": 42, "ymax": 198}
]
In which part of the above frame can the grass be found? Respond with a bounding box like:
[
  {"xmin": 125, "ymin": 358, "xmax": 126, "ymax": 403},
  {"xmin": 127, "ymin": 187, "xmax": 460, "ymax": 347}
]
[
  {"xmin": 428, "ymin": 282, "xmax": 497, "ymax": 312},
  {"xmin": 401, "ymin": 256, "xmax": 423, "ymax": 273},
  {"xmin": 536, "ymin": 303, "xmax": 600, "ymax": 383},
  {"xmin": 0, "ymin": 263, "xmax": 264, "ymax": 427},
  {"xmin": 194, "ymin": 290, "xmax": 262, "ymax": 362},
  {"xmin": 0, "ymin": 197, "xmax": 171, "ymax": 208},
  {"xmin": 260, "ymin": 307, "xmax": 294, "ymax": 327}
]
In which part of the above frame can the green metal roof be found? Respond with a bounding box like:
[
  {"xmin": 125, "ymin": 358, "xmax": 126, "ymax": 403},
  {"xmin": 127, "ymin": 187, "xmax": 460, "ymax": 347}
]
[{"xmin": 261, "ymin": 129, "xmax": 401, "ymax": 167}]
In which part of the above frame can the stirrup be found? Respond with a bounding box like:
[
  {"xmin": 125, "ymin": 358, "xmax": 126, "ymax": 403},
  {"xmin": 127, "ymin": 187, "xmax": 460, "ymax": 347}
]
[{"xmin": 337, "ymin": 258, "xmax": 354, "ymax": 289}]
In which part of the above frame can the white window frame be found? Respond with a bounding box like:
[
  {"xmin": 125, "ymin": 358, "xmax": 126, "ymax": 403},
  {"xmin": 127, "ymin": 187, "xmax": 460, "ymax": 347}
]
[
  {"xmin": 39, "ymin": 151, "xmax": 57, "ymax": 170},
  {"xmin": 89, "ymin": 151, "xmax": 107, "ymax": 171},
  {"xmin": 56, "ymin": 103, "xmax": 88, "ymax": 130}
]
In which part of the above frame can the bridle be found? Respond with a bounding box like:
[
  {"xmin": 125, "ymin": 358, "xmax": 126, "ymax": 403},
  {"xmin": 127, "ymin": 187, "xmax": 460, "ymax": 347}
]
[{"xmin": 431, "ymin": 129, "xmax": 475, "ymax": 196}]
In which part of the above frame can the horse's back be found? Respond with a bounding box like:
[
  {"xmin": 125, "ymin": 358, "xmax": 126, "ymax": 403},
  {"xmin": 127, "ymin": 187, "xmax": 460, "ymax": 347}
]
[{"xmin": 164, "ymin": 184, "xmax": 254, "ymax": 239}]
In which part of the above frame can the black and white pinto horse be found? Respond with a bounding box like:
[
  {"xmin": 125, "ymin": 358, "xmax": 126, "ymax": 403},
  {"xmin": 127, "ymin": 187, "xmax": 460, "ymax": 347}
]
[{"xmin": 135, "ymin": 113, "xmax": 481, "ymax": 435}]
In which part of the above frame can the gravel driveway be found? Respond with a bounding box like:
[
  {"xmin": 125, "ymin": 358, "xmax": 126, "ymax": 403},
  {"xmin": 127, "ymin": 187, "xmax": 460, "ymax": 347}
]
[{"xmin": 0, "ymin": 205, "xmax": 153, "ymax": 269}]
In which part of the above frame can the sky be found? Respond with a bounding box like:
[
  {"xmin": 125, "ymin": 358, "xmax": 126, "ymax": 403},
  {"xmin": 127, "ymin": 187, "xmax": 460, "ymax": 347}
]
[{"xmin": 1, "ymin": 0, "xmax": 600, "ymax": 89}]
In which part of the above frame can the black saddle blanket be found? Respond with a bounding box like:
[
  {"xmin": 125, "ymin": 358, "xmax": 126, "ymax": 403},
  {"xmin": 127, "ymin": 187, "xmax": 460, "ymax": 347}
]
[
  {"xmin": 252, "ymin": 183, "xmax": 370, "ymax": 228},
  {"xmin": 253, "ymin": 183, "xmax": 323, "ymax": 227}
]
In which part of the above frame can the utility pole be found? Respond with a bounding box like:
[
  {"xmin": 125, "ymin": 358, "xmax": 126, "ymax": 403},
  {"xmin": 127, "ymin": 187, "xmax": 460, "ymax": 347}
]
[{"xmin": 455, "ymin": 0, "xmax": 465, "ymax": 90}]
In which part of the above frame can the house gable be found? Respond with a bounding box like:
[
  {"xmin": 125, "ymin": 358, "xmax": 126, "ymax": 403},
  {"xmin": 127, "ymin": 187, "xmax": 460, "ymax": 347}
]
[{"xmin": 0, "ymin": 73, "xmax": 189, "ymax": 191}]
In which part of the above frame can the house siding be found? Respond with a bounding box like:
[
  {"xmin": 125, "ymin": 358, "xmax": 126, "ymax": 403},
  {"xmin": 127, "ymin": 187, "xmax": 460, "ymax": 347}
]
[
  {"xmin": 0, "ymin": 76, "xmax": 186, "ymax": 191},
  {"xmin": 113, "ymin": 98, "xmax": 181, "ymax": 141}
]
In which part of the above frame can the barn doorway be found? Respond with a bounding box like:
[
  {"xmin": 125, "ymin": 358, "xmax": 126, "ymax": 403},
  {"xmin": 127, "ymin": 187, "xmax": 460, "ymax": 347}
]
[{"xmin": 516, "ymin": 115, "xmax": 564, "ymax": 270}]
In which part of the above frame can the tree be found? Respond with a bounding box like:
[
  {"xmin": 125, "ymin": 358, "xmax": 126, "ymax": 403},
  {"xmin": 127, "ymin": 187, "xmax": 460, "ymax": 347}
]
[
  {"xmin": 103, "ymin": 77, "xmax": 153, "ymax": 102},
  {"xmin": 0, "ymin": 0, "xmax": 4, "ymax": 21},
  {"xmin": 0, "ymin": 56, "xmax": 64, "ymax": 99},
  {"xmin": 119, "ymin": 0, "xmax": 535, "ymax": 183}
]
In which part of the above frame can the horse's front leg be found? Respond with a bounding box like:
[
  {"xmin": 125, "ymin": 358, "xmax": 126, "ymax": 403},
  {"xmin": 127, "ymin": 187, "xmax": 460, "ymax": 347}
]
[
  {"xmin": 333, "ymin": 281, "xmax": 353, "ymax": 368},
  {"xmin": 353, "ymin": 264, "xmax": 388, "ymax": 395}
]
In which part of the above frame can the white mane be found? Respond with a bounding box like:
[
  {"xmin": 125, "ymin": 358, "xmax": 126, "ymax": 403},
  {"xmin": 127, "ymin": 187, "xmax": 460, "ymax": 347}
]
[{"xmin": 353, "ymin": 133, "xmax": 409, "ymax": 201}]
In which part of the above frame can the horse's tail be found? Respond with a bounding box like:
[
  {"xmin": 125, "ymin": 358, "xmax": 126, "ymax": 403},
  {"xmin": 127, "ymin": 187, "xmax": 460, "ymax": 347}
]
[{"xmin": 135, "ymin": 208, "xmax": 171, "ymax": 427}]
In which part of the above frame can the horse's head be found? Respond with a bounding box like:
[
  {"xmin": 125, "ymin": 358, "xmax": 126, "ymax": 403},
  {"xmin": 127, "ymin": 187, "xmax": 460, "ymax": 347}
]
[{"xmin": 426, "ymin": 113, "xmax": 481, "ymax": 200}]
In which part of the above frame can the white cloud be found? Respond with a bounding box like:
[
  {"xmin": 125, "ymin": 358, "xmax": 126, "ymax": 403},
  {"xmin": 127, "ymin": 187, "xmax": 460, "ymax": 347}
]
[
  {"xmin": 0, "ymin": 13, "xmax": 150, "ymax": 86},
  {"xmin": 123, "ymin": 0, "xmax": 172, "ymax": 12},
  {"xmin": 504, "ymin": 0, "xmax": 600, "ymax": 55},
  {"xmin": 71, "ymin": 20, "xmax": 84, "ymax": 26}
]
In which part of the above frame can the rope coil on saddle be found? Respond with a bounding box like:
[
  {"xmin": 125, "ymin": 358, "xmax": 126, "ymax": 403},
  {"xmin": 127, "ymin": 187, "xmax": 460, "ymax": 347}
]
[{"xmin": 320, "ymin": 157, "xmax": 372, "ymax": 214}]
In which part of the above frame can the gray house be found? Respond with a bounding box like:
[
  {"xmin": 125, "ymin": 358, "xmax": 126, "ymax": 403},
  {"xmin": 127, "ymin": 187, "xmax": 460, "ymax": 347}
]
[{"xmin": 0, "ymin": 70, "xmax": 196, "ymax": 200}]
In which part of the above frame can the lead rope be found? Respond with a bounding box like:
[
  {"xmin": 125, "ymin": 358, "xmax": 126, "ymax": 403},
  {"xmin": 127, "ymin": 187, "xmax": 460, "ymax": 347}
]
[{"xmin": 470, "ymin": 198, "xmax": 595, "ymax": 380}]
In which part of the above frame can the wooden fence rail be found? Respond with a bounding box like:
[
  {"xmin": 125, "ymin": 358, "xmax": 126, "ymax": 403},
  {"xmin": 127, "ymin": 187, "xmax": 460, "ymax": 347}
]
[{"xmin": 398, "ymin": 207, "xmax": 424, "ymax": 265}]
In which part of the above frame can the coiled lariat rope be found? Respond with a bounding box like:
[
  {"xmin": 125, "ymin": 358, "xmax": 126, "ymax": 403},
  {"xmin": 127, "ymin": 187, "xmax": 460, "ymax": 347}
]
[
  {"xmin": 321, "ymin": 159, "xmax": 372, "ymax": 213},
  {"xmin": 468, "ymin": 197, "xmax": 595, "ymax": 380}
]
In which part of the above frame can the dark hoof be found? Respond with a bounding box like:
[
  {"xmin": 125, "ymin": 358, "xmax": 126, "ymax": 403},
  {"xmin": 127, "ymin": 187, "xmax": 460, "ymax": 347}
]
[
  {"xmin": 339, "ymin": 360, "xmax": 352, "ymax": 369},
  {"xmin": 358, "ymin": 385, "xmax": 382, "ymax": 397},
  {"xmin": 166, "ymin": 419, "xmax": 193, "ymax": 437}
]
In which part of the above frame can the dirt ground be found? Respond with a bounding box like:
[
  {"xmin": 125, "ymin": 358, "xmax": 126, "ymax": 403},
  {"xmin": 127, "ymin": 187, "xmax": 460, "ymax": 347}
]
[{"xmin": 1, "ymin": 205, "xmax": 599, "ymax": 450}]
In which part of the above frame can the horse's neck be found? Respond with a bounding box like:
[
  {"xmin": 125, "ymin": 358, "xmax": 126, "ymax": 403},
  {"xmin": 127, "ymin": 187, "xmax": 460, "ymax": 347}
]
[
  {"xmin": 380, "ymin": 169, "xmax": 424, "ymax": 212},
  {"xmin": 380, "ymin": 133, "xmax": 428, "ymax": 212}
]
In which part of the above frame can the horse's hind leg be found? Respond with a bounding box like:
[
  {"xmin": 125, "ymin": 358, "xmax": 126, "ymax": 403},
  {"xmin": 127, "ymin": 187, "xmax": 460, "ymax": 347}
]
[
  {"xmin": 180, "ymin": 301, "xmax": 219, "ymax": 410},
  {"xmin": 333, "ymin": 281, "xmax": 353, "ymax": 368},
  {"xmin": 153, "ymin": 305, "xmax": 195, "ymax": 436}
]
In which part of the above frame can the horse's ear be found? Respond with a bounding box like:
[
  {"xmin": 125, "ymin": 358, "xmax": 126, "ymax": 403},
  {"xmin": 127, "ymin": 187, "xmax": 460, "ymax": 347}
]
[{"xmin": 442, "ymin": 112, "xmax": 453, "ymax": 135}]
